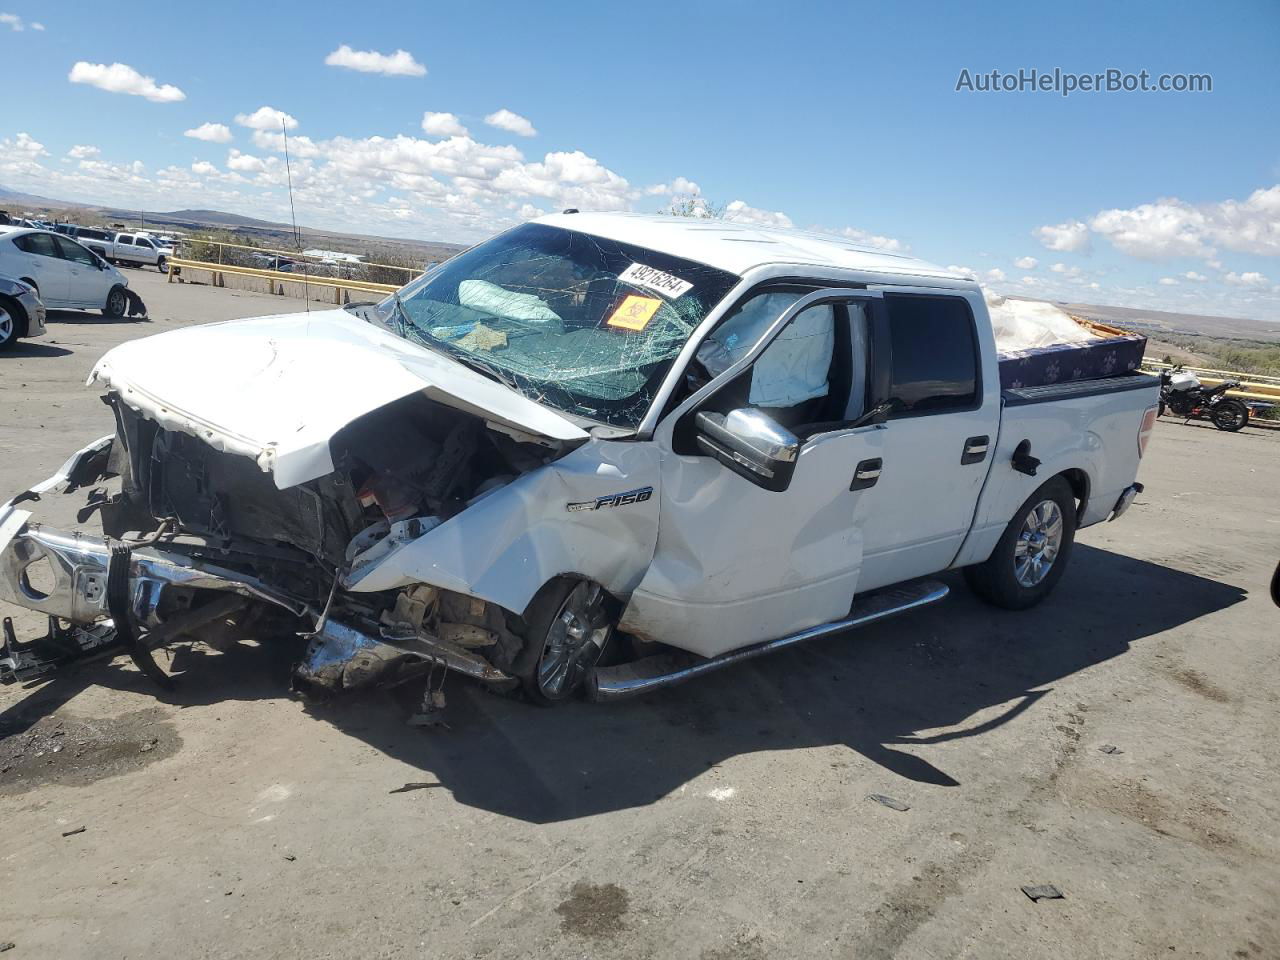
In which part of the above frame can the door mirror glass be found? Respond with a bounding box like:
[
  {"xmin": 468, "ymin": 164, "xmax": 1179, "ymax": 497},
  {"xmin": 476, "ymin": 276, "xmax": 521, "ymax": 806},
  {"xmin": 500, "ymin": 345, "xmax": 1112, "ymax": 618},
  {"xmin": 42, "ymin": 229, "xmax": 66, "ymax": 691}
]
[{"xmin": 694, "ymin": 408, "xmax": 799, "ymax": 492}]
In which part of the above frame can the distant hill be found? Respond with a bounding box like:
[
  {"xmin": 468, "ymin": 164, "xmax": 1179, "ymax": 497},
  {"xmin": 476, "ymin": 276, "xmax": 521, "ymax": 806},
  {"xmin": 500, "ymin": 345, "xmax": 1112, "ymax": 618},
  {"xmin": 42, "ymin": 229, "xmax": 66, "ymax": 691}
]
[
  {"xmin": 1051, "ymin": 299, "xmax": 1280, "ymax": 345},
  {"xmin": 0, "ymin": 185, "xmax": 466, "ymax": 264}
]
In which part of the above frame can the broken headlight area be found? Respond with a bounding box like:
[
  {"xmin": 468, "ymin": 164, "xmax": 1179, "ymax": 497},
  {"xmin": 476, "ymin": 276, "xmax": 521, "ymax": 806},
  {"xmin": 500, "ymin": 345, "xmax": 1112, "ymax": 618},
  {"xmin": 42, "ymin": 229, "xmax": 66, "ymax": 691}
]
[{"xmin": 0, "ymin": 391, "xmax": 565, "ymax": 694}]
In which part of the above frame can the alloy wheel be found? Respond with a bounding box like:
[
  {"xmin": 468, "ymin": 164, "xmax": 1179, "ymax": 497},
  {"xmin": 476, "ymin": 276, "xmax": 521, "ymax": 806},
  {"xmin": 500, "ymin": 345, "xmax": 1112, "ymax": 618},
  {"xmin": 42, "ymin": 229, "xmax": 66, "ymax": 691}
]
[
  {"xmin": 535, "ymin": 582, "xmax": 611, "ymax": 700},
  {"xmin": 1014, "ymin": 499, "xmax": 1063, "ymax": 587}
]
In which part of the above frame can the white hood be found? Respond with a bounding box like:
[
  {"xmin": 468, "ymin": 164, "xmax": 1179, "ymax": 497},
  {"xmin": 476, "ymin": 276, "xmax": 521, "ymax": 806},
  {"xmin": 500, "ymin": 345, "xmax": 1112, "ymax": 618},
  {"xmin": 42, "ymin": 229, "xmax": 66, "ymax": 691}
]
[{"xmin": 90, "ymin": 309, "xmax": 589, "ymax": 489}]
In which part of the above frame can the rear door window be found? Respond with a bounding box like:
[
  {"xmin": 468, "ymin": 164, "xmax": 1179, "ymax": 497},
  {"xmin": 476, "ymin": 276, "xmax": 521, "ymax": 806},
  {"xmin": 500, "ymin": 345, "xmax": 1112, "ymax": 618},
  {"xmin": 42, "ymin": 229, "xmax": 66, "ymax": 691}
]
[
  {"xmin": 882, "ymin": 295, "xmax": 979, "ymax": 415},
  {"xmin": 14, "ymin": 232, "xmax": 59, "ymax": 258},
  {"xmin": 117, "ymin": 235, "xmax": 134, "ymax": 245}
]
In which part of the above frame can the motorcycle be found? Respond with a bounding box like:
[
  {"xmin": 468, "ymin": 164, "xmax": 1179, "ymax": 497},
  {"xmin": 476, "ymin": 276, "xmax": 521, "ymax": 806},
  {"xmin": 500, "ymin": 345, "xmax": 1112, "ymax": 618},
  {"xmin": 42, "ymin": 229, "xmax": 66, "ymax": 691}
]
[{"xmin": 1158, "ymin": 366, "xmax": 1251, "ymax": 432}]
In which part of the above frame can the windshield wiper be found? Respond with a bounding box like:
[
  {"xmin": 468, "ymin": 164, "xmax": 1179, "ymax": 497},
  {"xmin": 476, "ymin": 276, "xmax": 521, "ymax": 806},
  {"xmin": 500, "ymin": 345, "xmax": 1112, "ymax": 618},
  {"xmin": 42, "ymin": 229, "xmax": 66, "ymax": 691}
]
[{"xmin": 448, "ymin": 352, "xmax": 524, "ymax": 393}]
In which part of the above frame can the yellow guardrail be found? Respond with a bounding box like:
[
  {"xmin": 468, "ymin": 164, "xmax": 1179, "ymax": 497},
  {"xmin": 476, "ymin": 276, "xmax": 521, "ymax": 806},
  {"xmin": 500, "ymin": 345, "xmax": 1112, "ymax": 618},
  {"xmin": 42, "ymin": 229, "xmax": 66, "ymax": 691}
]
[
  {"xmin": 178, "ymin": 237, "xmax": 421, "ymax": 284},
  {"xmin": 168, "ymin": 257, "xmax": 399, "ymax": 304}
]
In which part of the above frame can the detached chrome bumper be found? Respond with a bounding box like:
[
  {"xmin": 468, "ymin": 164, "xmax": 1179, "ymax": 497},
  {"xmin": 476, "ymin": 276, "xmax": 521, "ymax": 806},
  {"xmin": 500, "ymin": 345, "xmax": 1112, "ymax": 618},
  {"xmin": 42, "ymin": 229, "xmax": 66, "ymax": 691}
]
[
  {"xmin": 1108, "ymin": 482, "xmax": 1144, "ymax": 522},
  {"xmin": 0, "ymin": 524, "xmax": 311, "ymax": 626}
]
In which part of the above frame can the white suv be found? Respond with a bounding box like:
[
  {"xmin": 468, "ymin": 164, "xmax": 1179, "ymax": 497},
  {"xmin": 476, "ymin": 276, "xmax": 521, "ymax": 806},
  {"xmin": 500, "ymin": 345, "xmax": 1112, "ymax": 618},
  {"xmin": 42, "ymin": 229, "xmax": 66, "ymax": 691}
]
[{"xmin": 0, "ymin": 227, "xmax": 131, "ymax": 317}]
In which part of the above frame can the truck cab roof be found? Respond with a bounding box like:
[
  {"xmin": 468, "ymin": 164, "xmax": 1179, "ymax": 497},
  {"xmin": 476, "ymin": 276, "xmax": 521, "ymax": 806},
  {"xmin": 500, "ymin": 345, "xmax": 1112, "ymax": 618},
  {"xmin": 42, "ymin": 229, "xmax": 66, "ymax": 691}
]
[{"xmin": 533, "ymin": 211, "xmax": 974, "ymax": 287}]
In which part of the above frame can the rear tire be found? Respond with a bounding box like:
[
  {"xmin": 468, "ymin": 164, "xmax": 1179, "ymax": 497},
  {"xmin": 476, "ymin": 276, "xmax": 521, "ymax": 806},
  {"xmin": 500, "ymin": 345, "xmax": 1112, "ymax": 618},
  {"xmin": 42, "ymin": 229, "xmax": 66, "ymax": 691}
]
[
  {"xmin": 103, "ymin": 285, "xmax": 127, "ymax": 319},
  {"xmin": 1211, "ymin": 399, "xmax": 1248, "ymax": 432},
  {"xmin": 965, "ymin": 476, "xmax": 1077, "ymax": 610}
]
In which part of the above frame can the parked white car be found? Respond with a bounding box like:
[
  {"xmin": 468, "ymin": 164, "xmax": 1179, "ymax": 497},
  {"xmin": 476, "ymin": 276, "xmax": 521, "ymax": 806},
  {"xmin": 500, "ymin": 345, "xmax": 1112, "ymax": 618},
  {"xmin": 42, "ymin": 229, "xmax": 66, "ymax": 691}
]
[
  {"xmin": 108, "ymin": 232, "xmax": 175, "ymax": 273},
  {"xmin": 0, "ymin": 214, "xmax": 1159, "ymax": 705},
  {"xmin": 0, "ymin": 227, "xmax": 131, "ymax": 317}
]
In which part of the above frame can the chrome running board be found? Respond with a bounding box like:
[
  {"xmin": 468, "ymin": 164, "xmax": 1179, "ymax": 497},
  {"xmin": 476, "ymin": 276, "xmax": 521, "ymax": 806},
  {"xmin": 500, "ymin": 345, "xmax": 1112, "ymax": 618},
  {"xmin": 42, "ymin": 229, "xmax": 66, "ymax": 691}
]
[{"xmin": 587, "ymin": 579, "xmax": 949, "ymax": 701}]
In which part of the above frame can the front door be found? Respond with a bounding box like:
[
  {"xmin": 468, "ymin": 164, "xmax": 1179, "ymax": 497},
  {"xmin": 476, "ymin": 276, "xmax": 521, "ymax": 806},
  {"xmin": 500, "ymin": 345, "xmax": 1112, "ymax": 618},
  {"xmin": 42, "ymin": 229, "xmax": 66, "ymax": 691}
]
[
  {"xmin": 54, "ymin": 235, "xmax": 105, "ymax": 306},
  {"xmin": 621, "ymin": 289, "xmax": 888, "ymax": 658}
]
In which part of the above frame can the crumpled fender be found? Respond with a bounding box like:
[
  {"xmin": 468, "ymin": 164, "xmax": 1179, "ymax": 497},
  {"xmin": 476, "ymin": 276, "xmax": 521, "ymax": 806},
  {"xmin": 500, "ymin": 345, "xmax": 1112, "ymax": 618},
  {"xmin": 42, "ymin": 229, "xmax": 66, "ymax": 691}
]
[{"xmin": 343, "ymin": 438, "xmax": 661, "ymax": 615}]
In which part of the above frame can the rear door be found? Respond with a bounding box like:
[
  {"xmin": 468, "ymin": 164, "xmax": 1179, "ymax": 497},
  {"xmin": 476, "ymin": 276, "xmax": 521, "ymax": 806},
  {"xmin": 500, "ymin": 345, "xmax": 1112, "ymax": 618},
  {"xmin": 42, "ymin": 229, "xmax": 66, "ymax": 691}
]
[
  {"xmin": 8, "ymin": 232, "xmax": 68, "ymax": 304},
  {"xmin": 853, "ymin": 289, "xmax": 1001, "ymax": 590}
]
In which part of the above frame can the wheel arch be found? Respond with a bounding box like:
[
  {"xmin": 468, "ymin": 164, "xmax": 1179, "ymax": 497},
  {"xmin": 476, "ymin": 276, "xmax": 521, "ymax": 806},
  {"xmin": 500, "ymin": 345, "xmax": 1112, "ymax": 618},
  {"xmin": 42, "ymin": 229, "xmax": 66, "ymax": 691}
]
[{"xmin": 1057, "ymin": 467, "xmax": 1091, "ymax": 524}]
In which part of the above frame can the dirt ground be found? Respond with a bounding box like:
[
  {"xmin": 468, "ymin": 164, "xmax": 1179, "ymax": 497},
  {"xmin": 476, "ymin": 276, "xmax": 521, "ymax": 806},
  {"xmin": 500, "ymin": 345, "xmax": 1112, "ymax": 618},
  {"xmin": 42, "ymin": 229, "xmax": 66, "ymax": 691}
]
[{"xmin": 1, "ymin": 270, "xmax": 1278, "ymax": 959}]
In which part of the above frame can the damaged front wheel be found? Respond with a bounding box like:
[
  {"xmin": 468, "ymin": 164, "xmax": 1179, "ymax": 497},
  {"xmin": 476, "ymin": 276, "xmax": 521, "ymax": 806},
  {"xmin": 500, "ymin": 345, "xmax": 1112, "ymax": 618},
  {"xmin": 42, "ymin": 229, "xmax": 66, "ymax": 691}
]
[{"xmin": 516, "ymin": 578, "xmax": 614, "ymax": 705}]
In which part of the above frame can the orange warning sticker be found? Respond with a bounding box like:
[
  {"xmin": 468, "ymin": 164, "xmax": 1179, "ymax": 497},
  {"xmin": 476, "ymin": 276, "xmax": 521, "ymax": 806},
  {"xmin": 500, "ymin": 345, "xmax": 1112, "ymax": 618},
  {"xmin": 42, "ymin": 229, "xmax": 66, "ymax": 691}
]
[{"xmin": 606, "ymin": 295, "xmax": 661, "ymax": 331}]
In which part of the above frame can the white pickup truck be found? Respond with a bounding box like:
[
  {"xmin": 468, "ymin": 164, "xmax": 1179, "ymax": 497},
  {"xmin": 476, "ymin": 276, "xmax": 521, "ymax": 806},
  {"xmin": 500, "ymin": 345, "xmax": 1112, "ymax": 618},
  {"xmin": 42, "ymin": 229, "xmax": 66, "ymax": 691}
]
[
  {"xmin": 0, "ymin": 214, "xmax": 1159, "ymax": 704},
  {"xmin": 107, "ymin": 232, "xmax": 175, "ymax": 272}
]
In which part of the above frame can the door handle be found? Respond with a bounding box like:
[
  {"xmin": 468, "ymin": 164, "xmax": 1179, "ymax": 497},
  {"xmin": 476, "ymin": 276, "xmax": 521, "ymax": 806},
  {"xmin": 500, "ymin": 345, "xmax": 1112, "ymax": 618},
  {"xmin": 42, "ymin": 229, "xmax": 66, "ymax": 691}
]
[
  {"xmin": 850, "ymin": 458, "xmax": 882, "ymax": 490},
  {"xmin": 961, "ymin": 436, "xmax": 989, "ymax": 465}
]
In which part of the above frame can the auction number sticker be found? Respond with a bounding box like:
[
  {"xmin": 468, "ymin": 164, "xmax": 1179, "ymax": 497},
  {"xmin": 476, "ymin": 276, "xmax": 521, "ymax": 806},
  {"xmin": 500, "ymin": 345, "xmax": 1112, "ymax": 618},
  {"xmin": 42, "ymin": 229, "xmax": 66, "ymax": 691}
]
[{"xmin": 619, "ymin": 262, "xmax": 693, "ymax": 299}]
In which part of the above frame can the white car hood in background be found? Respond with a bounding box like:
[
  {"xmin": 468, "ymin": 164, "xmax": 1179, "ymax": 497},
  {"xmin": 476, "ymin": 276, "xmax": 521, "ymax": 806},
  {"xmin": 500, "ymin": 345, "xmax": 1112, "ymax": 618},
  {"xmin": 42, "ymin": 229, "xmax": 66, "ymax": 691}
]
[{"xmin": 90, "ymin": 309, "xmax": 589, "ymax": 489}]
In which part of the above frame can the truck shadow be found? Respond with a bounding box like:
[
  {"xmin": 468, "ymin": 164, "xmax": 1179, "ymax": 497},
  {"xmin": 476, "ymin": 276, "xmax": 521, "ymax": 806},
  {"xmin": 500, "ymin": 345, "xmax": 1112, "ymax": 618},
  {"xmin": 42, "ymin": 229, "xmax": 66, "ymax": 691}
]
[
  {"xmin": 314, "ymin": 543, "xmax": 1246, "ymax": 822},
  {"xmin": 0, "ymin": 544, "xmax": 1247, "ymax": 822}
]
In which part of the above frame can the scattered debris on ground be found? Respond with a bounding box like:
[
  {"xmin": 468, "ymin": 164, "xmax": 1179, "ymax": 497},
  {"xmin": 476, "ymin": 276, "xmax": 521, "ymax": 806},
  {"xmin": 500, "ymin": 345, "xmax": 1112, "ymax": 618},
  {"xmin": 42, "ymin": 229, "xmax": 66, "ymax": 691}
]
[
  {"xmin": 61, "ymin": 826, "xmax": 86, "ymax": 838},
  {"xmin": 868, "ymin": 793, "xmax": 911, "ymax": 812},
  {"xmin": 390, "ymin": 782, "xmax": 442, "ymax": 794},
  {"xmin": 1021, "ymin": 884, "xmax": 1065, "ymax": 902},
  {"xmin": 1099, "ymin": 744, "xmax": 1123, "ymax": 754}
]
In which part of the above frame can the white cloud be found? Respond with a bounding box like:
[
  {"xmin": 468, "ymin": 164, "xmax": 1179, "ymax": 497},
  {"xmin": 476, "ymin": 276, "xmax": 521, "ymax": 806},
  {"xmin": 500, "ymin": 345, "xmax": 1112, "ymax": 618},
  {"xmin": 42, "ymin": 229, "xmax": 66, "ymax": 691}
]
[
  {"xmin": 226, "ymin": 149, "xmax": 267, "ymax": 173},
  {"xmin": 68, "ymin": 61, "xmax": 185, "ymax": 103},
  {"xmin": 324, "ymin": 45, "xmax": 426, "ymax": 77},
  {"xmin": 828, "ymin": 225, "xmax": 906, "ymax": 252},
  {"xmin": 251, "ymin": 130, "xmax": 320, "ymax": 156},
  {"xmin": 484, "ymin": 109, "xmax": 537, "ymax": 138},
  {"xmin": 1184, "ymin": 271, "xmax": 1208, "ymax": 282},
  {"xmin": 1034, "ymin": 220, "xmax": 1090, "ymax": 252},
  {"xmin": 946, "ymin": 265, "xmax": 976, "ymax": 278},
  {"xmin": 723, "ymin": 199, "xmax": 794, "ymax": 229},
  {"xmin": 185, "ymin": 122, "xmax": 233, "ymax": 143},
  {"xmin": 1224, "ymin": 271, "xmax": 1268, "ymax": 287},
  {"xmin": 1158, "ymin": 277, "xmax": 1179, "ymax": 286},
  {"xmin": 8, "ymin": 132, "xmax": 46, "ymax": 157},
  {"xmin": 421, "ymin": 112, "xmax": 468, "ymax": 138},
  {"xmin": 985, "ymin": 268, "xmax": 1006, "ymax": 282},
  {"xmin": 30, "ymin": 20, "xmax": 42, "ymax": 30},
  {"xmin": 191, "ymin": 160, "xmax": 218, "ymax": 176},
  {"xmin": 235, "ymin": 106, "xmax": 299, "ymax": 131},
  {"xmin": 646, "ymin": 175, "xmax": 702, "ymax": 198},
  {"xmin": 0, "ymin": 12, "xmax": 23, "ymax": 30},
  {"xmin": 1049, "ymin": 262, "xmax": 1083, "ymax": 278},
  {"xmin": 66, "ymin": 144, "xmax": 100, "ymax": 160},
  {"xmin": 1083, "ymin": 185, "xmax": 1280, "ymax": 260},
  {"xmin": 1014, "ymin": 255, "xmax": 1038, "ymax": 269}
]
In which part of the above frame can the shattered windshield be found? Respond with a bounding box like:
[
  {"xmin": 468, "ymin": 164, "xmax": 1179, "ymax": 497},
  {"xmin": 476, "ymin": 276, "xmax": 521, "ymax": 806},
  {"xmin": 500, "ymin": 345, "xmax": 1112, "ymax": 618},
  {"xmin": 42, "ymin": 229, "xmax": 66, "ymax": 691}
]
[{"xmin": 378, "ymin": 223, "xmax": 740, "ymax": 427}]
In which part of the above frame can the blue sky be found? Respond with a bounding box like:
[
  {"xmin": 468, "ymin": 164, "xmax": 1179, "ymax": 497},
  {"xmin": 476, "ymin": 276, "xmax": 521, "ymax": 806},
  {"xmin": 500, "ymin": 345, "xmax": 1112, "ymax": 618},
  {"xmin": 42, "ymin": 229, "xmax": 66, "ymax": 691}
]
[{"xmin": 2, "ymin": 0, "xmax": 1279, "ymax": 321}]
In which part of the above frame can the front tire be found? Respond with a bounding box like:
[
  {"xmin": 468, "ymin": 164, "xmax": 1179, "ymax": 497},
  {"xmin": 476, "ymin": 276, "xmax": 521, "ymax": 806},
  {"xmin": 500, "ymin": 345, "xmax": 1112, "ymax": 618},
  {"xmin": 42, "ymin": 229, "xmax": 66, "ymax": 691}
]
[
  {"xmin": 1211, "ymin": 399, "xmax": 1248, "ymax": 432},
  {"xmin": 103, "ymin": 286, "xmax": 127, "ymax": 318},
  {"xmin": 965, "ymin": 476, "xmax": 1077, "ymax": 610},
  {"xmin": 513, "ymin": 578, "xmax": 614, "ymax": 705},
  {"xmin": 157, "ymin": 257, "xmax": 169, "ymax": 275},
  {"xmin": 0, "ymin": 300, "xmax": 21, "ymax": 351}
]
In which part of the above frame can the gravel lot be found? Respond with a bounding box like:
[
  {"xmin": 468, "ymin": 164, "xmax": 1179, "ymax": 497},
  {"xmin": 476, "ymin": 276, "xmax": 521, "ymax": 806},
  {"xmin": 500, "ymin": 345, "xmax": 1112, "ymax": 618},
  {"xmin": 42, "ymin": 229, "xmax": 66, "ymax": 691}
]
[{"xmin": 1, "ymin": 270, "xmax": 1277, "ymax": 959}]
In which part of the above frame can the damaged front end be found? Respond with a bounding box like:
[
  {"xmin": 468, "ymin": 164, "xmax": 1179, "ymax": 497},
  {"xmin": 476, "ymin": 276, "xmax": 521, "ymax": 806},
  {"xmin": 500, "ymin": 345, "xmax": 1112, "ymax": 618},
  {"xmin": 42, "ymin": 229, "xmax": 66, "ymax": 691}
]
[{"xmin": 0, "ymin": 387, "xmax": 570, "ymax": 696}]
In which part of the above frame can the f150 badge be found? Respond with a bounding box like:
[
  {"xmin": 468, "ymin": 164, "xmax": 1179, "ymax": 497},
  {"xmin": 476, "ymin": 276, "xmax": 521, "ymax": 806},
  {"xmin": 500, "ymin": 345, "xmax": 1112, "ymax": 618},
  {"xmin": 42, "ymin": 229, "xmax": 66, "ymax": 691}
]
[{"xmin": 566, "ymin": 486, "xmax": 653, "ymax": 512}]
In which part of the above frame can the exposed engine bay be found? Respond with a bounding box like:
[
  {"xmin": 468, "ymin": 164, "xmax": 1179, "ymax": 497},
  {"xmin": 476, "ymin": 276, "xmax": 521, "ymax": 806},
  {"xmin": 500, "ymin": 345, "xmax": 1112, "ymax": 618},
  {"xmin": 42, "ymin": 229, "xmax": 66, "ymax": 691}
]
[{"xmin": 0, "ymin": 390, "xmax": 577, "ymax": 698}]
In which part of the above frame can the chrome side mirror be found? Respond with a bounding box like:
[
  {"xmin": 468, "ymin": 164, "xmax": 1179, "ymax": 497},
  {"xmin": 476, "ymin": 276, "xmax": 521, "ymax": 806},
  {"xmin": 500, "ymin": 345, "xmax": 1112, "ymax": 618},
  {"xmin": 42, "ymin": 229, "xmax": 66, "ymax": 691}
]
[{"xmin": 694, "ymin": 407, "xmax": 799, "ymax": 492}]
